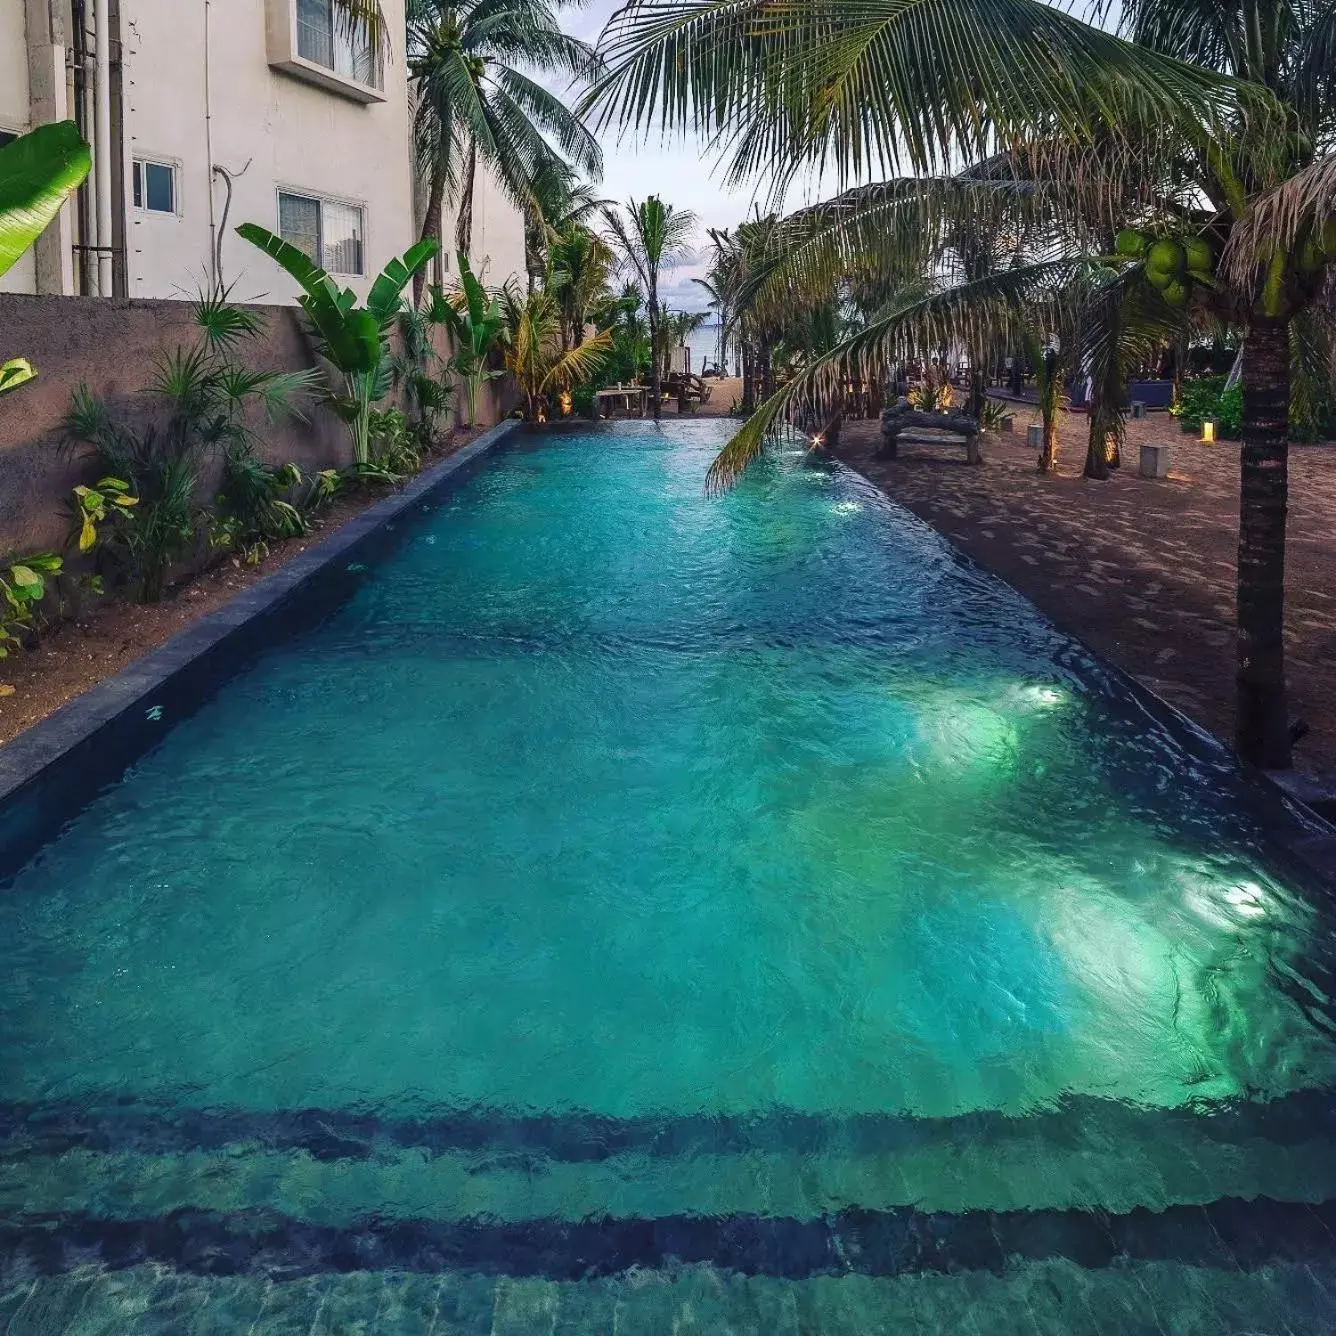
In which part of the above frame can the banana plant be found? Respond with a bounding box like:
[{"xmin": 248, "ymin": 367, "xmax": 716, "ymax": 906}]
[
  {"xmin": 432, "ymin": 253, "xmax": 508, "ymax": 428},
  {"xmin": 1, "ymin": 121, "xmax": 93, "ymax": 397},
  {"xmin": 236, "ymin": 224, "xmax": 439, "ymax": 464}
]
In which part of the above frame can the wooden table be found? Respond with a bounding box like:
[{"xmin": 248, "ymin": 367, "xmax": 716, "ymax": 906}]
[{"xmin": 596, "ymin": 386, "xmax": 647, "ymax": 417}]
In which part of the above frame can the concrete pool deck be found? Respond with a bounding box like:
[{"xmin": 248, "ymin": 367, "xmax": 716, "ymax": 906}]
[{"xmin": 833, "ymin": 412, "xmax": 1336, "ymax": 785}]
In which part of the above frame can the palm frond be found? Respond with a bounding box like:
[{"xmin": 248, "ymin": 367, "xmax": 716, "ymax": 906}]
[
  {"xmin": 705, "ymin": 256, "xmax": 1099, "ymax": 493},
  {"xmin": 1223, "ymin": 152, "xmax": 1336, "ymax": 287},
  {"xmin": 584, "ymin": 0, "xmax": 1253, "ymax": 190},
  {"xmin": 539, "ymin": 327, "xmax": 615, "ymax": 392}
]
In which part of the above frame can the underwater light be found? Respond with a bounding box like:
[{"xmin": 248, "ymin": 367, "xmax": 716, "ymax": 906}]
[
  {"xmin": 1014, "ymin": 684, "xmax": 1067, "ymax": 711},
  {"xmin": 1225, "ymin": 882, "xmax": 1267, "ymax": 918}
]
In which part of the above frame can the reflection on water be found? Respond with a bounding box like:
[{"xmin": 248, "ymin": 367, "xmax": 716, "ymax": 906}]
[{"xmin": 0, "ymin": 422, "xmax": 1332, "ymax": 1135}]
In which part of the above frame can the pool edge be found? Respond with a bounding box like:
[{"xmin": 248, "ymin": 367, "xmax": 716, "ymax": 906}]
[{"xmin": 0, "ymin": 419, "xmax": 521, "ymax": 870}]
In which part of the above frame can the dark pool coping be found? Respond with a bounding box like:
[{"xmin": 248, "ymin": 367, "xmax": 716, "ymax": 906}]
[{"xmin": 0, "ymin": 420, "xmax": 519, "ymax": 869}]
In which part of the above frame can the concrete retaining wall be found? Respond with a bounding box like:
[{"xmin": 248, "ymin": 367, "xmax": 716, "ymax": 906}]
[{"xmin": 0, "ymin": 292, "xmax": 504, "ymax": 552}]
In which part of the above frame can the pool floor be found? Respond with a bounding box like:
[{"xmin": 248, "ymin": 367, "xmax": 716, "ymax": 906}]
[{"xmin": 1, "ymin": 422, "xmax": 1335, "ymax": 1332}]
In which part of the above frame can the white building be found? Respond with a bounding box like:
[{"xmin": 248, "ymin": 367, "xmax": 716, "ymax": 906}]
[{"xmin": 1, "ymin": 0, "xmax": 527, "ymax": 303}]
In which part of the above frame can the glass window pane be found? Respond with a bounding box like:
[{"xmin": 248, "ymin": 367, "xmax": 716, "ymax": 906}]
[
  {"xmin": 296, "ymin": 0, "xmax": 333, "ymax": 68},
  {"xmin": 278, "ymin": 192, "xmax": 321, "ymax": 265},
  {"xmin": 144, "ymin": 162, "xmax": 174, "ymax": 213},
  {"xmin": 322, "ymin": 201, "xmax": 364, "ymax": 276},
  {"xmin": 333, "ymin": 20, "xmax": 379, "ymax": 87},
  {"xmin": 0, "ymin": 130, "xmax": 17, "ymax": 150}
]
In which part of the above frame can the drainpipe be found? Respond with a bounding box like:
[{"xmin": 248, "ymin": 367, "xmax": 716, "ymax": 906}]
[
  {"xmin": 93, "ymin": 0, "xmax": 113, "ymax": 296},
  {"xmin": 204, "ymin": 0, "xmax": 217, "ymax": 291}
]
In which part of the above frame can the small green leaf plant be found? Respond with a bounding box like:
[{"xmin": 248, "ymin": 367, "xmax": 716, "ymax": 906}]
[
  {"xmin": 432, "ymin": 253, "xmax": 509, "ymax": 428},
  {"xmin": 0, "ymin": 552, "xmax": 63, "ymax": 659},
  {"xmin": 69, "ymin": 477, "xmax": 138, "ymax": 553}
]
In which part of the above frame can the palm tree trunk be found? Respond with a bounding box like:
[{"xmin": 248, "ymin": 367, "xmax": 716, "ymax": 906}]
[
  {"xmin": 1236, "ymin": 316, "xmax": 1291, "ymax": 768},
  {"xmin": 648, "ymin": 279, "xmax": 662, "ymax": 421},
  {"xmin": 415, "ymin": 161, "xmax": 445, "ymax": 305},
  {"xmin": 454, "ymin": 141, "xmax": 477, "ymax": 258},
  {"xmin": 1038, "ymin": 412, "xmax": 1059, "ymax": 472},
  {"xmin": 967, "ymin": 368, "xmax": 985, "ymax": 422},
  {"xmin": 741, "ymin": 341, "xmax": 755, "ymax": 414}
]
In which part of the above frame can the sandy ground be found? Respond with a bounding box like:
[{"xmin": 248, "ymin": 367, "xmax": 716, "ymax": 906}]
[
  {"xmin": 0, "ymin": 430, "xmax": 486, "ymax": 745},
  {"xmin": 834, "ymin": 408, "xmax": 1336, "ymax": 777}
]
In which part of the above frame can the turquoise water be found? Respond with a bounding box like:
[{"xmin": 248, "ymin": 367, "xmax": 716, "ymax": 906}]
[{"xmin": 2, "ymin": 421, "xmax": 1336, "ymax": 1330}]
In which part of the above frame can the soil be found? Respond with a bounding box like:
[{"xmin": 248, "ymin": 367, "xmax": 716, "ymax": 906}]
[
  {"xmin": 832, "ymin": 408, "xmax": 1336, "ymax": 778},
  {"xmin": 0, "ymin": 429, "xmax": 488, "ymax": 746}
]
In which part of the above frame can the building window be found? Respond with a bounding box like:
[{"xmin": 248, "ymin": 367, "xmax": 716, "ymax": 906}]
[
  {"xmin": 295, "ymin": 0, "xmax": 381, "ymax": 88},
  {"xmin": 133, "ymin": 159, "xmax": 177, "ymax": 214},
  {"xmin": 278, "ymin": 190, "xmax": 365, "ymax": 276}
]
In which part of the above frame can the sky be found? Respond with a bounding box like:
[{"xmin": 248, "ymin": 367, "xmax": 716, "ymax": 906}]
[{"xmin": 558, "ymin": 0, "xmax": 763, "ymax": 314}]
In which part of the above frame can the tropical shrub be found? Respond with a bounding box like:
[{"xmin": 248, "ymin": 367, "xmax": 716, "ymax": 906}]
[
  {"xmin": 392, "ymin": 306, "xmax": 454, "ymax": 447},
  {"xmin": 236, "ymin": 223, "xmax": 438, "ymax": 463},
  {"xmin": 434, "ymin": 254, "xmax": 508, "ymax": 427},
  {"xmin": 1172, "ymin": 376, "xmax": 1243, "ymax": 437},
  {"xmin": 211, "ymin": 457, "xmax": 340, "ymax": 564},
  {"xmin": 367, "ymin": 407, "xmax": 423, "ymax": 476},
  {"xmin": 502, "ymin": 288, "xmax": 612, "ymax": 420},
  {"xmin": 908, "ymin": 367, "xmax": 955, "ymax": 413},
  {"xmin": 64, "ymin": 291, "xmax": 318, "ymax": 601},
  {"xmin": 0, "ymin": 552, "xmax": 64, "ymax": 659}
]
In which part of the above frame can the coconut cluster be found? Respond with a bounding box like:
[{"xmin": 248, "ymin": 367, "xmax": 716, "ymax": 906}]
[{"xmin": 1114, "ymin": 230, "xmax": 1215, "ymax": 308}]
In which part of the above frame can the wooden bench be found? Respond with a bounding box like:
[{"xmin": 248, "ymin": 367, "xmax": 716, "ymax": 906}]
[{"xmin": 878, "ymin": 405, "xmax": 983, "ymax": 465}]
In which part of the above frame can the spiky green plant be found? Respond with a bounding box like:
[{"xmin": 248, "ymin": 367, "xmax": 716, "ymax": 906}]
[{"xmin": 433, "ymin": 252, "xmax": 509, "ymax": 426}]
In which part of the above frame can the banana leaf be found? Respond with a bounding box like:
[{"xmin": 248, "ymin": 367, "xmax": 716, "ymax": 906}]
[
  {"xmin": 0, "ymin": 358, "xmax": 37, "ymax": 398},
  {"xmin": 0, "ymin": 121, "xmax": 91, "ymax": 279}
]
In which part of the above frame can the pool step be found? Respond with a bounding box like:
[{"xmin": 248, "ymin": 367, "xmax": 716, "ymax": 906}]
[
  {"xmin": 2, "ymin": 1257, "xmax": 1336, "ymax": 1335},
  {"xmin": 4, "ymin": 1091, "xmax": 1336, "ymax": 1221}
]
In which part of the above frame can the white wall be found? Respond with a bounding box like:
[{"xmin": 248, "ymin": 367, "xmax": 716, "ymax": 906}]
[
  {"xmin": 468, "ymin": 165, "xmax": 527, "ymax": 291},
  {"xmin": 1, "ymin": 0, "xmax": 530, "ymax": 303},
  {"xmin": 122, "ymin": 0, "xmax": 417, "ymax": 303},
  {"xmin": 0, "ymin": 0, "xmax": 36, "ymax": 294}
]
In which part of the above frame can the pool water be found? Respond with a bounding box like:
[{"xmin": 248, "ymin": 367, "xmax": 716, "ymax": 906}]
[{"xmin": 1, "ymin": 421, "xmax": 1335, "ymax": 1332}]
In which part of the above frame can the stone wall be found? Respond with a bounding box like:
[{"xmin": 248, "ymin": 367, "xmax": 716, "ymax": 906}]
[{"xmin": 0, "ymin": 292, "xmax": 500, "ymax": 552}]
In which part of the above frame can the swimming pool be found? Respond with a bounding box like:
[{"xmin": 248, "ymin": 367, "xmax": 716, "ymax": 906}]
[{"xmin": 1, "ymin": 420, "xmax": 1335, "ymax": 1332}]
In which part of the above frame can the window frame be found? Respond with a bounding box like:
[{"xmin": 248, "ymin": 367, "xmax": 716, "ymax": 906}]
[
  {"xmin": 131, "ymin": 156, "xmax": 181, "ymax": 217},
  {"xmin": 265, "ymin": 0, "xmax": 388, "ymax": 104},
  {"xmin": 275, "ymin": 187, "xmax": 368, "ymax": 278}
]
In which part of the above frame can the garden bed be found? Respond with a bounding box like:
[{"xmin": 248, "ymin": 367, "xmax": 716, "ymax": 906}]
[{"xmin": 0, "ymin": 428, "xmax": 491, "ymax": 746}]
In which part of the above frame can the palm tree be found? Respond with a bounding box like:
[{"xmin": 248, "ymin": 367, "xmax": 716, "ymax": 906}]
[
  {"xmin": 501, "ymin": 287, "xmax": 614, "ymax": 418},
  {"xmin": 549, "ymin": 223, "xmax": 616, "ymax": 349},
  {"xmin": 602, "ymin": 197, "xmax": 697, "ymax": 419},
  {"xmin": 407, "ymin": 0, "xmax": 603, "ymax": 281},
  {"xmin": 660, "ymin": 309, "xmax": 710, "ymax": 377},
  {"xmin": 583, "ymin": 0, "xmax": 1336, "ymax": 769},
  {"xmin": 524, "ymin": 160, "xmax": 613, "ymax": 291}
]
